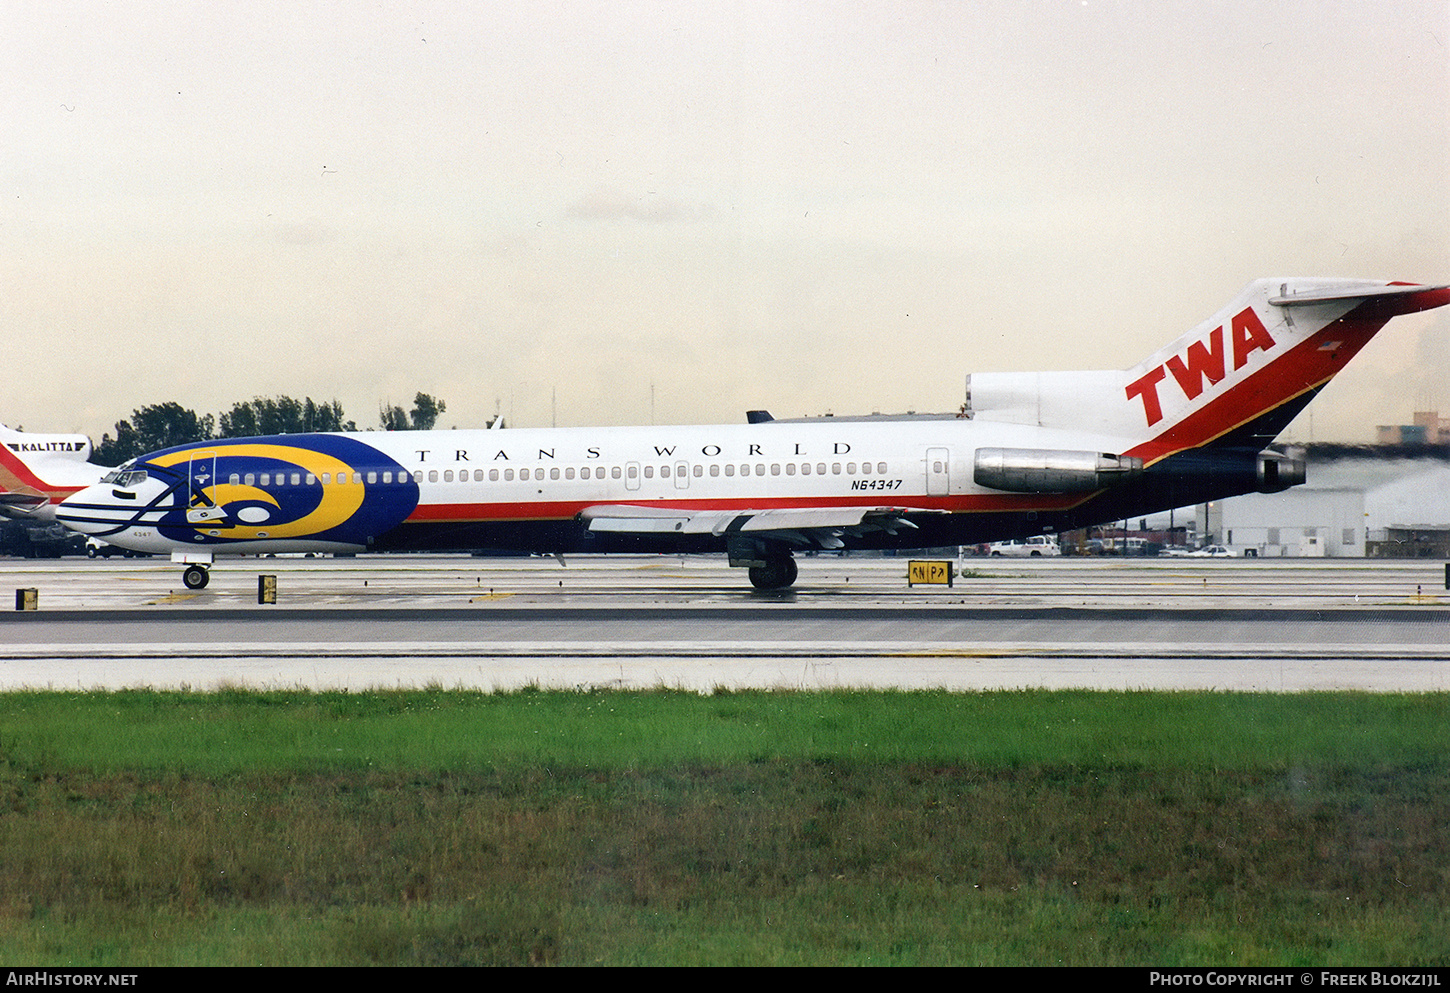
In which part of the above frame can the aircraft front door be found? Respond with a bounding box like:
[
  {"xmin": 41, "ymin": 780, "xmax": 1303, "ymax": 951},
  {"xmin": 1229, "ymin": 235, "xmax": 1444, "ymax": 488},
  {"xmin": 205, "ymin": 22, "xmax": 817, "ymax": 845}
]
[
  {"xmin": 186, "ymin": 451, "xmax": 227, "ymax": 524},
  {"xmin": 926, "ymin": 447, "xmax": 950, "ymax": 497}
]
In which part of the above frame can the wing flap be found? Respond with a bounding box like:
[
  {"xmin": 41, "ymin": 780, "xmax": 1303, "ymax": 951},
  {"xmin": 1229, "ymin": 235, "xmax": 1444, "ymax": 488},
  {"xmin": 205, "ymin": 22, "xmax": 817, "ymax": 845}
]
[{"xmin": 579, "ymin": 504, "xmax": 931, "ymax": 544}]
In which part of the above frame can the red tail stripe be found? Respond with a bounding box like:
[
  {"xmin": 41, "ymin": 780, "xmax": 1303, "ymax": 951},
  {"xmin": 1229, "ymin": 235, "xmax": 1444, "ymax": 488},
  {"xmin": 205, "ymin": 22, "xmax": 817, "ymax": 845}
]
[{"xmin": 1128, "ymin": 310, "xmax": 1390, "ymax": 464}]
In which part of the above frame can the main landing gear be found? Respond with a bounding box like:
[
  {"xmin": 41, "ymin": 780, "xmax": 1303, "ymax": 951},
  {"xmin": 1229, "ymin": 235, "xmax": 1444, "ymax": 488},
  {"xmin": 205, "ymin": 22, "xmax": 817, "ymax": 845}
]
[
  {"xmin": 730, "ymin": 538, "xmax": 799, "ymax": 591},
  {"xmin": 747, "ymin": 555, "xmax": 797, "ymax": 591}
]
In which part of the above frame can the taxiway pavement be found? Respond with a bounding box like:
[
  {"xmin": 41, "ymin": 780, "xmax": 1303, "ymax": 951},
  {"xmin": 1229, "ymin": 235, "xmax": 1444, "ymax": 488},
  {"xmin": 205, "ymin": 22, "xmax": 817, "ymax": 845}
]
[{"xmin": 2, "ymin": 555, "xmax": 1447, "ymax": 692}]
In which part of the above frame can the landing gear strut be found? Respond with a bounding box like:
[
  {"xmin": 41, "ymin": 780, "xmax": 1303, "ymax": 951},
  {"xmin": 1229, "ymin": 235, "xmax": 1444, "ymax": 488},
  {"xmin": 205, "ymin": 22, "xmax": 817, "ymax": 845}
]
[
  {"xmin": 182, "ymin": 564, "xmax": 210, "ymax": 590},
  {"xmin": 748, "ymin": 555, "xmax": 797, "ymax": 591}
]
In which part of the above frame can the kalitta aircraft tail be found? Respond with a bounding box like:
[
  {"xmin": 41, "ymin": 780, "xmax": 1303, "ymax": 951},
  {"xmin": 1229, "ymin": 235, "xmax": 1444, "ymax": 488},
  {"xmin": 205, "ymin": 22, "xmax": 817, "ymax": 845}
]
[
  {"xmin": 0, "ymin": 423, "xmax": 111, "ymax": 521},
  {"xmin": 963, "ymin": 278, "xmax": 1450, "ymax": 465}
]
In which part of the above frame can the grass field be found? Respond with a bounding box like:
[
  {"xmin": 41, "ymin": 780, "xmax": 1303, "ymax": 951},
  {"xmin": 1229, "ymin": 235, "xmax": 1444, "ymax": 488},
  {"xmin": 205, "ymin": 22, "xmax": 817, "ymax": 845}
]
[{"xmin": 0, "ymin": 688, "xmax": 1447, "ymax": 965}]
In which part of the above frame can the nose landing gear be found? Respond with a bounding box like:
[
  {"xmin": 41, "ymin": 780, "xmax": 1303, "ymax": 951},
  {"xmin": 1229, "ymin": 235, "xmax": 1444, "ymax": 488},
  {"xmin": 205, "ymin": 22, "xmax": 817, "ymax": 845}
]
[{"xmin": 173, "ymin": 552, "xmax": 214, "ymax": 591}]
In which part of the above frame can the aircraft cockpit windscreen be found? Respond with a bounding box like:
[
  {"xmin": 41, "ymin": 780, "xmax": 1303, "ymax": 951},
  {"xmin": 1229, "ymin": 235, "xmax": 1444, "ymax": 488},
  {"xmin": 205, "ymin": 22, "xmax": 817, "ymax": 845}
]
[{"xmin": 100, "ymin": 469, "xmax": 149, "ymax": 487}]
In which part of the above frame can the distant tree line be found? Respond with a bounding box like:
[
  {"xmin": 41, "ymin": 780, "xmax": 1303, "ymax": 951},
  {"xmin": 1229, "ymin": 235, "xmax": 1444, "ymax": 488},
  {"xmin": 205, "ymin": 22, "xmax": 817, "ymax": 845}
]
[{"xmin": 94, "ymin": 393, "xmax": 446, "ymax": 465}]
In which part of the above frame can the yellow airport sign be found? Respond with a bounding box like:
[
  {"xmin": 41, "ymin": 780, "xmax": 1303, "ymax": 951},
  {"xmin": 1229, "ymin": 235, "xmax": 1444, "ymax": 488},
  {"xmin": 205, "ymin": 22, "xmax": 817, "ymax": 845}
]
[{"xmin": 907, "ymin": 560, "xmax": 953, "ymax": 587}]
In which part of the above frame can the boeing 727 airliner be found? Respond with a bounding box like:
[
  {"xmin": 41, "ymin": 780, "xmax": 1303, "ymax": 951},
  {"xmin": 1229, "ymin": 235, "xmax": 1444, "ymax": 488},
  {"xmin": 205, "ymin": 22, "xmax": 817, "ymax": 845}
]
[{"xmin": 55, "ymin": 278, "xmax": 1450, "ymax": 590}]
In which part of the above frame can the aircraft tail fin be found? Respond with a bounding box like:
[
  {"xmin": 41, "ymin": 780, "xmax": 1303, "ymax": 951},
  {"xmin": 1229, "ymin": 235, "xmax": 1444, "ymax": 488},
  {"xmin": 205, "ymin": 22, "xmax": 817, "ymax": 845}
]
[
  {"xmin": 964, "ymin": 279, "xmax": 1450, "ymax": 463},
  {"xmin": 0, "ymin": 423, "xmax": 109, "ymax": 520}
]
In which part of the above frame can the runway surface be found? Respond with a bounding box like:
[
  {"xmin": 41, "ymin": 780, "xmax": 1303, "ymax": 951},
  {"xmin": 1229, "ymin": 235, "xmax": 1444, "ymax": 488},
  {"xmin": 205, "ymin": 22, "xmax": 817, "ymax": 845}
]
[{"xmin": 2, "ymin": 554, "xmax": 1447, "ymax": 692}]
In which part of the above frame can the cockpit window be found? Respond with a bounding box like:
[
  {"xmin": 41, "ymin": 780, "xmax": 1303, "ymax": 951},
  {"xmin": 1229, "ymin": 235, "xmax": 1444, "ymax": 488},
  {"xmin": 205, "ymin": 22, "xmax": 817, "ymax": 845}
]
[{"xmin": 100, "ymin": 470, "xmax": 149, "ymax": 487}]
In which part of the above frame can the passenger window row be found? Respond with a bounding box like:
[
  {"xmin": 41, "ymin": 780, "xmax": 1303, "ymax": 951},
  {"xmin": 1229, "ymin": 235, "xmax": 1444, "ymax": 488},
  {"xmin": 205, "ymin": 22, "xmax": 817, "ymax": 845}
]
[{"xmin": 225, "ymin": 461, "xmax": 893, "ymax": 489}]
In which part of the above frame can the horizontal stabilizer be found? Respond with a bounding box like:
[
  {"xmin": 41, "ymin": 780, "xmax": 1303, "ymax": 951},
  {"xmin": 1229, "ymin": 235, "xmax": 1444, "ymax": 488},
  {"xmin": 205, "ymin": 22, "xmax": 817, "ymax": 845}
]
[{"xmin": 1268, "ymin": 281, "xmax": 1450, "ymax": 306}]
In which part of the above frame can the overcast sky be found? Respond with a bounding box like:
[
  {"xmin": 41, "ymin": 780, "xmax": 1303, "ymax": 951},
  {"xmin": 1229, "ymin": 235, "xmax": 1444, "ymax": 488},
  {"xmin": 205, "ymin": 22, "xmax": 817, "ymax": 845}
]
[{"xmin": 3, "ymin": 0, "xmax": 1446, "ymax": 443}]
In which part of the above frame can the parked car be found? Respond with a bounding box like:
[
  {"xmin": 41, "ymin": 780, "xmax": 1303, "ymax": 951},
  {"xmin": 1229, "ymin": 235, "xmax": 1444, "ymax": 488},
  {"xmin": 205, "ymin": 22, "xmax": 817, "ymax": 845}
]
[
  {"xmin": 1188, "ymin": 544, "xmax": 1237, "ymax": 557},
  {"xmin": 988, "ymin": 536, "xmax": 1062, "ymax": 557},
  {"xmin": 86, "ymin": 537, "xmax": 150, "ymax": 559}
]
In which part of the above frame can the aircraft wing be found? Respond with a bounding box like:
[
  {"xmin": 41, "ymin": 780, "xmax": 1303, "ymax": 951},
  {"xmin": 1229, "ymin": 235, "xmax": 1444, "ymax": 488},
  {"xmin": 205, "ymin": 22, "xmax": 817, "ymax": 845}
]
[
  {"xmin": 0, "ymin": 490, "xmax": 50, "ymax": 519},
  {"xmin": 579, "ymin": 504, "xmax": 932, "ymax": 550}
]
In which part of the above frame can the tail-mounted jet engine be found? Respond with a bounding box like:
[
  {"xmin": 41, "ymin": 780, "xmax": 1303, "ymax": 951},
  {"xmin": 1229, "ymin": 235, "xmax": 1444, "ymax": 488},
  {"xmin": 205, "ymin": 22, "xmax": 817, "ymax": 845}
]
[
  {"xmin": 973, "ymin": 448, "xmax": 1144, "ymax": 494},
  {"xmin": 1146, "ymin": 448, "xmax": 1305, "ymax": 494}
]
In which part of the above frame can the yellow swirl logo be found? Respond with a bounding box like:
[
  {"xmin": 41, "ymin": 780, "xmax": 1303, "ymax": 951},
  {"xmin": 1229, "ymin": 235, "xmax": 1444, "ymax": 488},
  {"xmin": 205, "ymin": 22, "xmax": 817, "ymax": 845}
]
[{"xmin": 147, "ymin": 440, "xmax": 414, "ymax": 544}]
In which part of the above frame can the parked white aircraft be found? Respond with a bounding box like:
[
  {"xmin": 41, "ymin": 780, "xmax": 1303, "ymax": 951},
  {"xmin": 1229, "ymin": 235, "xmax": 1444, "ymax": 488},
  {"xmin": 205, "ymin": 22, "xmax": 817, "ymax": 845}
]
[{"xmin": 55, "ymin": 278, "xmax": 1450, "ymax": 590}]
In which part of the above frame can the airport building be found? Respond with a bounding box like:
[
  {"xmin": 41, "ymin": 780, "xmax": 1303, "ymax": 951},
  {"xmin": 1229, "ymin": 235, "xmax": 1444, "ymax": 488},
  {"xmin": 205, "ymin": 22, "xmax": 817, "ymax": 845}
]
[
  {"xmin": 1377, "ymin": 411, "xmax": 1450, "ymax": 446},
  {"xmin": 1200, "ymin": 448, "xmax": 1450, "ymax": 558}
]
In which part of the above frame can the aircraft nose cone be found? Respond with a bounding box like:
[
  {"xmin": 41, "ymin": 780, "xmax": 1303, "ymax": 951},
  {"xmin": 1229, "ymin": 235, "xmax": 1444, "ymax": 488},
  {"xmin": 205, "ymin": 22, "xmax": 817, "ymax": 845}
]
[{"xmin": 55, "ymin": 485, "xmax": 108, "ymax": 535}]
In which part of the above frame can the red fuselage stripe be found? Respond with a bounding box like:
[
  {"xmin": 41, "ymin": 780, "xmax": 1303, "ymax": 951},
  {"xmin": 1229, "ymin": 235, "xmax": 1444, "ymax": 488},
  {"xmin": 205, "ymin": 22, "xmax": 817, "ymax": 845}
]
[{"xmin": 404, "ymin": 490, "xmax": 1088, "ymax": 524}]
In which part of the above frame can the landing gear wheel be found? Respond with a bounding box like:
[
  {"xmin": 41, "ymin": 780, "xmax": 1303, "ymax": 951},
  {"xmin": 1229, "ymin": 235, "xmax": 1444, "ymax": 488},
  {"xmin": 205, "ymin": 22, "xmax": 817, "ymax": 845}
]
[
  {"xmin": 182, "ymin": 565, "xmax": 210, "ymax": 590},
  {"xmin": 748, "ymin": 556, "xmax": 798, "ymax": 590}
]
